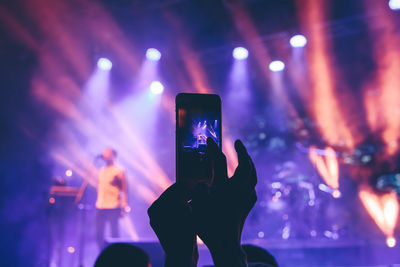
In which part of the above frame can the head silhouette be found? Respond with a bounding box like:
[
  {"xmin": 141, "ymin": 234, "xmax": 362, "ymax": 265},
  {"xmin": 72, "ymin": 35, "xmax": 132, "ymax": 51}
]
[
  {"xmin": 94, "ymin": 243, "xmax": 151, "ymax": 267},
  {"xmin": 242, "ymin": 244, "xmax": 278, "ymax": 267}
]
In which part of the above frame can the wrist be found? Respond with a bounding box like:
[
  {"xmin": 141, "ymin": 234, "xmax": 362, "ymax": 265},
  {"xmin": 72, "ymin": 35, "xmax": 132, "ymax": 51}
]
[
  {"xmin": 165, "ymin": 239, "xmax": 198, "ymax": 267},
  {"xmin": 165, "ymin": 252, "xmax": 198, "ymax": 267}
]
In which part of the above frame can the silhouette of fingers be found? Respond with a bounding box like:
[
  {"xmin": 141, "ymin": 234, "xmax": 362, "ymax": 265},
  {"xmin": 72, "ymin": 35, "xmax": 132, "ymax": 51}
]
[
  {"xmin": 232, "ymin": 140, "xmax": 252, "ymax": 181},
  {"xmin": 248, "ymin": 156, "xmax": 257, "ymax": 187}
]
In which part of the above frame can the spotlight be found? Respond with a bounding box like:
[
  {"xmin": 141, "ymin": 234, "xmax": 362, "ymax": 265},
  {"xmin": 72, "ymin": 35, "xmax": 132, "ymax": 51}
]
[
  {"xmin": 282, "ymin": 226, "xmax": 290, "ymax": 239},
  {"xmin": 257, "ymin": 231, "xmax": 265, "ymax": 238},
  {"xmin": 332, "ymin": 189, "xmax": 341, "ymax": 198},
  {"xmin": 269, "ymin": 60, "xmax": 285, "ymax": 72},
  {"xmin": 146, "ymin": 48, "xmax": 161, "ymax": 61},
  {"xmin": 389, "ymin": 0, "xmax": 400, "ymax": 10},
  {"xmin": 97, "ymin": 58, "xmax": 112, "ymax": 70},
  {"xmin": 258, "ymin": 132, "xmax": 266, "ymax": 140},
  {"xmin": 149, "ymin": 81, "xmax": 164, "ymax": 95},
  {"xmin": 290, "ymin": 35, "xmax": 307, "ymax": 48},
  {"xmin": 65, "ymin": 169, "xmax": 73, "ymax": 177},
  {"xmin": 387, "ymin": 236, "xmax": 396, "ymax": 247},
  {"xmin": 233, "ymin": 47, "xmax": 249, "ymax": 60}
]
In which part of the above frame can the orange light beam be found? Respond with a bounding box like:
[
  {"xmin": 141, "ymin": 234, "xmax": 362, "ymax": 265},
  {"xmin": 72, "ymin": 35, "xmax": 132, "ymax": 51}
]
[
  {"xmin": 362, "ymin": 1, "xmax": 400, "ymax": 155},
  {"xmin": 359, "ymin": 186, "xmax": 399, "ymax": 238},
  {"xmin": 309, "ymin": 146, "xmax": 339, "ymax": 189},
  {"xmin": 296, "ymin": 0, "xmax": 355, "ymax": 148},
  {"xmin": 228, "ymin": 2, "xmax": 302, "ymax": 127},
  {"xmin": 227, "ymin": 1, "xmax": 272, "ymax": 79}
]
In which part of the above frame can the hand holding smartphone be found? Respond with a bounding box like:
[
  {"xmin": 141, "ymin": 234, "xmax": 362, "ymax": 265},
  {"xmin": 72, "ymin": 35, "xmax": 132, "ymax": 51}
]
[{"xmin": 176, "ymin": 93, "xmax": 222, "ymax": 184}]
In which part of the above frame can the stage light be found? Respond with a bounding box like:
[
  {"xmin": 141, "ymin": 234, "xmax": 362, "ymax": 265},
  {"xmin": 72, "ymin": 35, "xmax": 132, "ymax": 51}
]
[
  {"xmin": 269, "ymin": 60, "xmax": 285, "ymax": 72},
  {"xmin": 65, "ymin": 169, "xmax": 72, "ymax": 177},
  {"xmin": 290, "ymin": 35, "xmax": 307, "ymax": 47},
  {"xmin": 333, "ymin": 189, "xmax": 341, "ymax": 198},
  {"xmin": 387, "ymin": 236, "xmax": 396, "ymax": 247},
  {"xmin": 124, "ymin": 206, "xmax": 131, "ymax": 213},
  {"xmin": 282, "ymin": 226, "xmax": 290, "ymax": 239},
  {"xmin": 149, "ymin": 81, "xmax": 164, "ymax": 95},
  {"xmin": 49, "ymin": 197, "xmax": 55, "ymax": 204},
  {"xmin": 146, "ymin": 48, "xmax": 161, "ymax": 61},
  {"xmin": 332, "ymin": 232, "xmax": 339, "ymax": 240},
  {"xmin": 271, "ymin": 182, "xmax": 282, "ymax": 189},
  {"xmin": 233, "ymin": 47, "xmax": 249, "ymax": 60},
  {"xmin": 97, "ymin": 58, "xmax": 112, "ymax": 70},
  {"xmin": 319, "ymin": 183, "xmax": 329, "ymax": 192},
  {"xmin": 361, "ymin": 155, "xmax": 372, "ymax": 163},
  {"xmin": 310, "ymin": 230, "xmax": 317, "ymax": 237},
  {"xmin": 257, "ymin": 231, "xmax": 265, "ymax": 238},
  {"xmin": 324, "ymin": 230, "xmax": 333, "ymax": 238},
  {"xmin": 67, "ymin": 246, "xmax": 75, "ymax": 253},
  {"xmin": 389, "ymin": 0, "xmax": 400, "ymax": 10}
]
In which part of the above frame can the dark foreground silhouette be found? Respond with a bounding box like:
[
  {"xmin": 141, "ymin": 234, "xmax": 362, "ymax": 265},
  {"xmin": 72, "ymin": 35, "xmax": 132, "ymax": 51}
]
[
  {"xmin": 94, "ymin": 243, "xmax": 150, "ymax": 267},
  {"xmin": 94, "ymin": 138, "xmax": 278, "ymax": 267}
]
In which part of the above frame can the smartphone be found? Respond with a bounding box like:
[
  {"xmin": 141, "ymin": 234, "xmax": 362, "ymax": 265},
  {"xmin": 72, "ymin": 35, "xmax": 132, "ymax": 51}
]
[{"xmin": 176, "ymin": 93, "xmax": 222, "ymax": 183}]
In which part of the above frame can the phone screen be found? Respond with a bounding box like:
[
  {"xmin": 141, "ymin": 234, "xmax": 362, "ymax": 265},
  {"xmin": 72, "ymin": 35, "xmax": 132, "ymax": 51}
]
[
  {"xmin": 179, "ymin": 109, "xmax": 220, "ymax": 153},
  {"xmin": 176, "ymin": 93, "xmax": 221, "ymax": 182}
]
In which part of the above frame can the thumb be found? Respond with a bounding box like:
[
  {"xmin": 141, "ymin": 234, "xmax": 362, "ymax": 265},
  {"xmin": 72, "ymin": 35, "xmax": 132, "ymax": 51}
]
[{"xmin": 232, "ymin": 140, "xmax": 251, "ymax": 180}]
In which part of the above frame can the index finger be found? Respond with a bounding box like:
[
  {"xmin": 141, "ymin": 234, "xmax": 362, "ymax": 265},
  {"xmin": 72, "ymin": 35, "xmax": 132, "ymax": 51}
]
[
  {"xmin": 232, "ymin": 139, "xmax": 252, "ymax": 181},
  {"xmin": 248, "ymin": 156, "xmax": 257, "ymax": 187}
]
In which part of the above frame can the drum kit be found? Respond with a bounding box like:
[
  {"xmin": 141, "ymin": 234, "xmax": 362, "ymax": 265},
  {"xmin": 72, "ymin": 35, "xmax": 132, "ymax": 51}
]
[{"xmin": 254, "ymin": 160, "xmax": 344, "ymax": 240}]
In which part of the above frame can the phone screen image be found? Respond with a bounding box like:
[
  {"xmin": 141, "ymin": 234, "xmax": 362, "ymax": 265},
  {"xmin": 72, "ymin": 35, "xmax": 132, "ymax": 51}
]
[
  {"xmin": 179, "ymin": 109, "xmax": 220, "ymax": 154},
  {"xmin": 176, "ymin": 93, "xmax": 221, "ymax": 182}
]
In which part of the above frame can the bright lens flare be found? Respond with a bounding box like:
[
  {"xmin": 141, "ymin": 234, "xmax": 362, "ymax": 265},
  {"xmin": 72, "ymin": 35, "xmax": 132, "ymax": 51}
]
[
  {"xmin": 97, "ymin": 58, "xmax": 112, "ymax": 70},
  {"xmin": 233, "ymin": 47, "xmax": 249, "ymax": 60},
  {"xmin": 149, "ymin": 81, "xmax": 164, "ymax": 95},
  {"xmin": 146, "ymin": 48, "xmax": 161, "ymax": 61},
  {"xmin": 389, "ymin": 0, "xmax": 400, "ymax": 10},
  {"xmin": 269, "ymin": 60, "xmax": 285, "ymax": 72},
  {"xmin": 332, "ymin": 189, "xmax": 341, "ymax": 198},
  {"xmin": 65, "ymin": 169, "xmax": 73, "ymax": 177},
  {"xmin": 387, "ymin": 236, "xmax": 396, "ymax": 248},
  {"xmin": 290, "ymin": 35, "xmax": 307, "ymax": 47}
]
